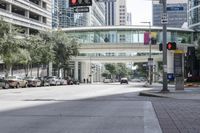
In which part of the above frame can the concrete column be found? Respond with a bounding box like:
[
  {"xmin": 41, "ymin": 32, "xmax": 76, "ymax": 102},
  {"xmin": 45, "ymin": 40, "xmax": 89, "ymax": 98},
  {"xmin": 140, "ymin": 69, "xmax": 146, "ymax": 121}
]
[
  {"xmin": 48, "ymin": 62, "xmax": 52, "ymax": 76},
  {"xmin": 26, "ymin": 28, "xmax": 30, "ymax": 35},
  {"xmin": 81, "ymin": 62, "xmax": 88, "ymax": 83},
  {"xmin": 25, "ymin": 11, "xmax": 29, "ymax": 18},
  {"xmin": 7, "ymin": 4, "xmax": 11, "ymax": 13},
  {"xmin": 74, "ymin": 61, "xmax": 79, "ymax": 80},
  {"xmin": 39, "ymin": 16, "xmax": 42, "ymax": 23}
]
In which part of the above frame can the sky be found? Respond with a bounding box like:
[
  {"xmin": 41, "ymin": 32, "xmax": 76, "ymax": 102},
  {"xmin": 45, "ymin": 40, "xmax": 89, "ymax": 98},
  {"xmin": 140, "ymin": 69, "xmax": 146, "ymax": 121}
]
[{"xmin": 126, "ymin": 0, "xmax": 152, "ymax": 25}]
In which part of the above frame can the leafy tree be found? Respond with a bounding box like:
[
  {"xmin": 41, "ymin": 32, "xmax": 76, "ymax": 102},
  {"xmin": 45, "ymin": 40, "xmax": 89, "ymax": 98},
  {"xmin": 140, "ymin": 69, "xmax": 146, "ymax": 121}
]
[
  {"xmin": 22, "ymin": 34, "xmax": 54, "ymax": 77},
  {"xmin": 0, "ymin": 19, "xmax": 23, "ymax": 77},
  {"xmin": 51, "ymin": 31, "xmax": 79, "ymax": 76},
  {"xmin": 115, "ymin": 63, "xmax": 129, "ymax": 78},
  {"xmin": 101, "ymin": 70, "xmax": 110, "ymax": 78},
  {"xmin": 105, "ymin": 63, "xmax": 116, "ymax": 74}
]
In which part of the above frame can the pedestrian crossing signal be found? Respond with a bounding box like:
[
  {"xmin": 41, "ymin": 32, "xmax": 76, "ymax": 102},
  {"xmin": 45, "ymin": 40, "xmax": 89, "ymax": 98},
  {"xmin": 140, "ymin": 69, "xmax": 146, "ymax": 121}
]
[{"xmin": 167, "ymin": 42, "xmax": 176, "ymax": 50}]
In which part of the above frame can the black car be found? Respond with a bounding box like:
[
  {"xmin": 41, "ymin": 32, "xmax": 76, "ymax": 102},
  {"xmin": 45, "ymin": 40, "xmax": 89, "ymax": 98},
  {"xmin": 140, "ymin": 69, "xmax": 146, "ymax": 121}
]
[{"xmin": 120, "ymin": 78, "xmax": 128, "ymax": 84}]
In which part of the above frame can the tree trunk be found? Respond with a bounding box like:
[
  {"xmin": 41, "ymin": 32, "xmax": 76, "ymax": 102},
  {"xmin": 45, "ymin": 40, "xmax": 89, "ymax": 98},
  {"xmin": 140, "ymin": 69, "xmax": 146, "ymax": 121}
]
[
  {"xmin": 5, "ymin": 64, "xmax": 12, "ymax": 78},
  {"xmin": 37, "ymin": 64, "xmax": 40, "ymax": 77},
  {"xmin": 30, "ymin": 63, "xmax": 33, "ymax": 77}
]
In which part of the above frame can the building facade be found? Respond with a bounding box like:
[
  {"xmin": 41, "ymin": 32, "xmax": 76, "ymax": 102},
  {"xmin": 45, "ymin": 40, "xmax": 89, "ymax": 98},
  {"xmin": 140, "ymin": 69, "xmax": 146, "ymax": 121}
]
[
  {"xmin": 126, "ymin": 12, "xmax": 132, "ymax": 25},
  {"xmin": 153, "ymin": 1, "xmax": 187, "ymax": 28},
  {"xmin": 57, "ymin": 0, "xmax": 105, "ymax": 28},
  {"xmin": 188, "ymin": 0, "xmax": 200, "ymax": 31},
  {"xmin": 116, "ymin": 0, "xmax": 127, "ymax": 25},
  {"xmin": 0, "ymin": 0, "xmax": 52, "ymax": 33},
  {"xmin": 105, "ymin": 1, "xmax": 116, "ymax": 26}
]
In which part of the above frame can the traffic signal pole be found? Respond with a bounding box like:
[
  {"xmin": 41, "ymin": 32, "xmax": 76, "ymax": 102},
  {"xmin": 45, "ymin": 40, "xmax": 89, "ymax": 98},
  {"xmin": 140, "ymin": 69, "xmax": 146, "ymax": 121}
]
[{"xmin": 161, "ymin": 0, "xmax": 169, "ymax": 92}]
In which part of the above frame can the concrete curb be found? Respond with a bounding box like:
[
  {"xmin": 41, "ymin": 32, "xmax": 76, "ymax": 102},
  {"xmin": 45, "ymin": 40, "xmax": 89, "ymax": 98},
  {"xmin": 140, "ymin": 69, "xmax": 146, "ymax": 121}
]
[{"xmin": 139, "ymin": 91, "xmax": 171, "ymax": 98}]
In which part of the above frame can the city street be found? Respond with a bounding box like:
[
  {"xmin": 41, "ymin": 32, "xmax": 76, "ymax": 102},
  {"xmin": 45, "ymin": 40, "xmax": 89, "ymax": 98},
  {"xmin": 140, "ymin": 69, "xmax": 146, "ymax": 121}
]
[
  {"xmin": 0, "ymin": 83, "xmax": 200, "ymax": 133},
  {"xmin": 0, "ymin": 83, "xmax": 161, "ymax": 133}
]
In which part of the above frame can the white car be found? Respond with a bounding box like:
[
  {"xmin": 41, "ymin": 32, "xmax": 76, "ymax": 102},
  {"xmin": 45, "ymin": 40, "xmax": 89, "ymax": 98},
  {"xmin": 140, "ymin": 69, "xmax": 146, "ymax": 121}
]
[
  {"xmin": 103, "ymin": 78, "xmax": 112, "ymax": 83},
  {"xmin": 47, "ymin": 76, "xmax": 61, "ymax": 86}
]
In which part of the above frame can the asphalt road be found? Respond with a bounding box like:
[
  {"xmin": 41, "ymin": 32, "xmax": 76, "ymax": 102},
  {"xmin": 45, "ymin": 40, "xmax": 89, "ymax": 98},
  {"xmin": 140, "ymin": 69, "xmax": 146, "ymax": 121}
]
[{"xmin": 0, "ymin": 83, "xmax": 162, "ymax": 133}]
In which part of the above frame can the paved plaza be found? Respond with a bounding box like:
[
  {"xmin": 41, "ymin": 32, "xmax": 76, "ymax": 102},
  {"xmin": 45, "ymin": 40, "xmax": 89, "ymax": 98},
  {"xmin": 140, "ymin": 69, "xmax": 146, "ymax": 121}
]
[{"xmin": 0, "ymin": 83, "xmax": 200, "ymax": 133}]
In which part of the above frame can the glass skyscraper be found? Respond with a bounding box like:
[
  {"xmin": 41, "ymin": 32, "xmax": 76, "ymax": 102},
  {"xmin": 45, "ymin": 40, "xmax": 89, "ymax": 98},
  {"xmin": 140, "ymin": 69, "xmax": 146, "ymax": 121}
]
[
  {"xmin": 153, "ymin": 2, "xmax": 187, "ymax": 28},
  {"xmin": 188, "ymin": 0, "xmax": 200, "ymax": 30}
]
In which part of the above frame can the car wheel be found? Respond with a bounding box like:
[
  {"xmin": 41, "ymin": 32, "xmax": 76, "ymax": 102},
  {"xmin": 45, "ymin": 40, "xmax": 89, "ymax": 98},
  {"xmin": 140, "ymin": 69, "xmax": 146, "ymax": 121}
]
[
  {"xmin": 24, "ymin": 83, "xmax": 28, "ymax": 88},
  {"xmin": 3, "ymin": 83, "xmax": 9, "ymax": 89},
  {"xmin": 16, "ymin": 83, "xmax": 20, "ymax": 88}
]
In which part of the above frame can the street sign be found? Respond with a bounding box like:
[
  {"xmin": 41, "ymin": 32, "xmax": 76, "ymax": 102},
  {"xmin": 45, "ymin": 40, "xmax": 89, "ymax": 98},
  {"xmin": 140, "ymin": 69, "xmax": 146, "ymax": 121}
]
[
  {"xmin": 167, "ymin": 6, "xmax": 184, "ymax": 11},
  {"xmin": 148, "ymin": 58, "xmax": 153, "ymax": 66},
  {"xmin": 73, "ymin": 7, "xmax": 90, "ymax": 13},
  {"xmin": 161, "ymin": 13, "xmax": 168, "ymax": 24}
]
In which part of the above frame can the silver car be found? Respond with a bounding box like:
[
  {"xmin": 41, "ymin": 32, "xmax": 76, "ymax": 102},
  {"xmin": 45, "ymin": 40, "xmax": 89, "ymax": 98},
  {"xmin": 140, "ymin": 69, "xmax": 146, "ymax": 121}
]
[{"xmin": 47, "ymin": 76, "xmax": 61, "ymax": 86}]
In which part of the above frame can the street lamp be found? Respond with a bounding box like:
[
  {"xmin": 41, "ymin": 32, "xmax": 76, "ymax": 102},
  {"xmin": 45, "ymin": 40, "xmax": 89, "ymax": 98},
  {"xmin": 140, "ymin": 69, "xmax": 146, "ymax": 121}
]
[{"xmin": 141, "ymin": 21, "xmax": 153, "ymax": 85}]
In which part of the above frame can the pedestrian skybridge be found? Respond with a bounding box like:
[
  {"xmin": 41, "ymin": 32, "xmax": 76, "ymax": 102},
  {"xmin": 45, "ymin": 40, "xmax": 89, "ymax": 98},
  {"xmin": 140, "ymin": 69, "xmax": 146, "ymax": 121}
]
[
  {"xmin": 63, "ymin": 25, "xmax": 195, "ymax": 63},
  {"xmin": 62, "ymin": 26, "xmax": 195, "ymax": 82}
]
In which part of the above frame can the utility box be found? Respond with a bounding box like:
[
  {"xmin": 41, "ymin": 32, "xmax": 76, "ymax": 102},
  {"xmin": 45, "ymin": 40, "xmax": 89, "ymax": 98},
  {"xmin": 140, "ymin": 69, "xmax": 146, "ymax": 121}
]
[{"xmin": 174, "ymin": 50, "xmax": 184, "ymax": 90}]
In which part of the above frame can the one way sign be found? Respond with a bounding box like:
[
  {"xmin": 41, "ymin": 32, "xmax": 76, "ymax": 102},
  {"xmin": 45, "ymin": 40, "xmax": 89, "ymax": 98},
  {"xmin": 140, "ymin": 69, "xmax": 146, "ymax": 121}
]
[{"xmin": 161, "ymin": 13, "xmax": 168, "ymax": 24}]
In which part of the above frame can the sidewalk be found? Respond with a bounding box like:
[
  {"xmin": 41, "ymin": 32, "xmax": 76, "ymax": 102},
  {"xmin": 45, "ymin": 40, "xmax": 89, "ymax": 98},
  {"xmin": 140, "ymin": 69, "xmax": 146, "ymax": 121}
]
[{"xmin": 139, "ymin": 83, "xmax": 200, "ymax": 100}]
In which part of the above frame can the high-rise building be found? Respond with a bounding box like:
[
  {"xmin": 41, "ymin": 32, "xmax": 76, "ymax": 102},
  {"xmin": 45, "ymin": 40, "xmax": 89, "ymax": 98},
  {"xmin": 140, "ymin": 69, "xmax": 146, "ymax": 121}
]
[
  {"xmin": 153, "ymin": 0, "xmax": 187, "ymax": 28},
  {"xmin": 116, "ymin": 0, "xmax": 127, "ymax": 25},
  {"xmin": 126, "ymin": 12, "xmax": 132, "ymax": 25},
  {"xmin": 188, "ymin": 0, "xmax": 200, "ymax": 30},
  {"xmin": 0, "ymin": 0, "xmax": 52, "ymax": 33},
  {"xmin": 52, "ymin": 0, "xmax": 59, "ymax": 29},
  {"xmin": 105, "ymin": 1, "xmax": 116, "ymax": 26},
  {"xmin": 58, "ymin": 0, "xmax": 105, "ymax": 28}
]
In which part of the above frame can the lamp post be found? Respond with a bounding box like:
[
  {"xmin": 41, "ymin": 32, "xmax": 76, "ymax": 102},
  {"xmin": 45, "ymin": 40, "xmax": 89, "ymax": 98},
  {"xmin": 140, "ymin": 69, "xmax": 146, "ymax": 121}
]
[{"xmin": 141, "ymin": 21, "xmax": 152, "ymax": 85}]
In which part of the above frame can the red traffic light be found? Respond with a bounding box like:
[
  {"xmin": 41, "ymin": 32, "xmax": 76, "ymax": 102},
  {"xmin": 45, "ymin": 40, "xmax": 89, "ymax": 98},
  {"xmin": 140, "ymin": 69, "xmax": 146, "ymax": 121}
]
[
  {"xmin": 71, "ymin": 0, "xmax": 77, "ymax": 5},
  {"xmin": 69, "ymin": 0, "xmax": 92, "ymax": 7},
  {"xmin": 167, "ymin": 42, "xmax": 176, "ymax": 50}
]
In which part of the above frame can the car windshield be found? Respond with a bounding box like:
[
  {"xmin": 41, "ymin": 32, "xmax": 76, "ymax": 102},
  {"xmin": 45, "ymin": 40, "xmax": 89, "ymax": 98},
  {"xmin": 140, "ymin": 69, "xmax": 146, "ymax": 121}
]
[
  {"xmin": 24, "ymin": 77, "xmax": 34, "ymax": 80},
  {"xmin": 47, "ymin": 77, "xmax": 56, "ymax": 79},
  {"xmin": 6, "ymin": 76, "xmax": 17, "ymax": 80}
]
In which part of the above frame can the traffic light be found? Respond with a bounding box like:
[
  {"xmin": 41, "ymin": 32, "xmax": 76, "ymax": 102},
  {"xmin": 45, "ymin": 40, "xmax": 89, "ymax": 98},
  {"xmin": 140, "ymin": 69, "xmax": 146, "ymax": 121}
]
[
  {"xmin": 69, "ymin": 0, "xmax": 92, "ymax": 7},
  {"xmin": 167, "ymin": 42, "xmax": 176, "ymax": 50}
]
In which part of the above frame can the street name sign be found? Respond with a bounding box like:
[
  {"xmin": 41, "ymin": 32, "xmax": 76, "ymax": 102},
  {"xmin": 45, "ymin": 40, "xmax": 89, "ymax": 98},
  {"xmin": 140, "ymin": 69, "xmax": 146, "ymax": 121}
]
[
  {"xmin": 73, "ymin": 7, "xmax": 90, "ymax": 13},
  {"xmin": 167, "ymin": 6, "xmax": 184, "ymax": 11}
]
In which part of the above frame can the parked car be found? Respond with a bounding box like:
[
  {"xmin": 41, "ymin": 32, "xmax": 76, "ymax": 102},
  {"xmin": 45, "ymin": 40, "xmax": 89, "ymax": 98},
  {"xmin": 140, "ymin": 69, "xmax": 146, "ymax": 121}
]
[
  {"xmin": 120, "ymin": 78, "xmax": 128, "ymax": 84},
  {"xmin": 24, "ymin": 77, "xmax": 42, "ymax": 87},
  {"xmin": 103, "ymin": 78, "xmax": 112, "ymax": 83},
  {"xmin": 5, "ymin": 76, "xmax": 28, "ymax": 88},
  {"xmin": 59, "ymin": 78, "xmax": 67, "ymax": 85},
  {"xmin": 38, "ymin": 76, "xmax": 50, "ymax": 86},
  {"xmin": 0, "ymin": 78, "xmax": 9, "ymax": 89},
  {"xmin": 47, "ymin": 76, "xmax": 61, "ymax": 86}
]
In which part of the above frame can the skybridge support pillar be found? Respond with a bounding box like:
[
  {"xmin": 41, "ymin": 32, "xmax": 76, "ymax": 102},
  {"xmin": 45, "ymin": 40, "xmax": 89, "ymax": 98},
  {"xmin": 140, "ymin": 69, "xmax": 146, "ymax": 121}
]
[
  {"xmin": 80, "ymin": 62, "xmax": 92, "ymax": 83},
  {"xmin": 74, "ymin": 61, "xmax": 79, "ymax": 81}
]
